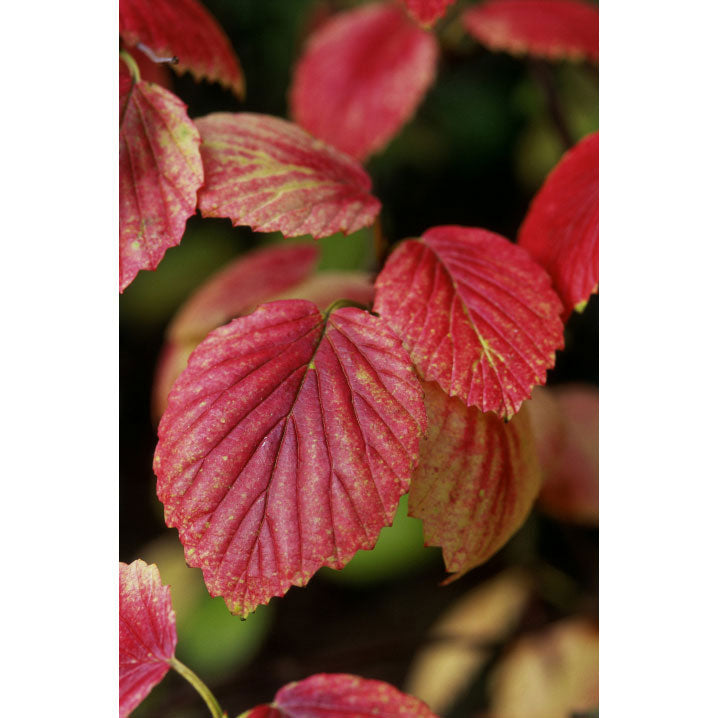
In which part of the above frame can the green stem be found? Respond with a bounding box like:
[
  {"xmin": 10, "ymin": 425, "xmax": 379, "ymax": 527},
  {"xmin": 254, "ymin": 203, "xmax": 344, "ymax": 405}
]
[
  {"xmin": 324, "ymin": 298, "xmax": 373, "ymax": 317},
  {"xmin": 119, "ymin": 50, "xmax": 141, "ymax": 83},
  {"xmin": 170, "ymin": 657, "xmax": 226, "ymax": 718},
  {"xmin": 119, "ymin": 50, "xmax": 140, "ymax": 129}
]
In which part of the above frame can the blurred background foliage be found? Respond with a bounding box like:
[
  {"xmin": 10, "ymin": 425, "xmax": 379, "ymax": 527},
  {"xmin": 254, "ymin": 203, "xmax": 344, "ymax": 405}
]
[{"xmin": 120, "ymin": 1, "xmax": 598, "ymax": 716}]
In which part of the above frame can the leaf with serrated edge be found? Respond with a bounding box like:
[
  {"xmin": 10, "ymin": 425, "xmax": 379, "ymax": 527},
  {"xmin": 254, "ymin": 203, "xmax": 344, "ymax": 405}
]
[
  {"xmin": 169, "ymin": 244, "xmax": 320, "ymax": 345},
  {"xmin": 404, "ymin": 0, "xmax": 457, "ymax": 27},
  {"xmin": 153, "ymin": 243, "xmax": 373, "ymax": 421},
  {"xmin": 196, "ymin": 113, "xmax": 381, "ymax": 238},
  {"xmin": 290, "ymin": 3, "xmax": 438, "ymax": 160},
  {"xmin": 410, "ymin": 382, "xmax": 541, "ymax": 581},
  {"xmin": 119, "ymin": 0, "xmax": 244, "ymax": 97},
  {"xmin": 119, "ymin": 64, "xmax": 203, "ymax": 292},
  {"xmin": 374, "ymin": 226, "xmax": 564, "ymax": 418},
  {"xmin": 154, "ymin": 300, "xmax": 426, "ymax": 616},
  {"xmin": 519, "ymin": 132, "xmax": 598, "ymax": 321},
  {"xmin": 463, "ymin": 0, "xmax": 599, "ymax": 63},
  {"xmin": 119, "ymin": 560, "xmax": 177, "ymax": 718},
  {"xmin": 241, "ymin": 673, "xmax": 438, "ymax": 718}
]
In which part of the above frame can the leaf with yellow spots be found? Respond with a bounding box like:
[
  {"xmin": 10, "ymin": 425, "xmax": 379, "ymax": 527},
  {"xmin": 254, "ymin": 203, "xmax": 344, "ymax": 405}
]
[
  {"xmin": 374, "ymin": 226, "xmax": 564, "ymax": 418},
  {"xmin": 154, "ymin": 300, "xmax": 426, "ymax": 616},
  {"xmin": 119, "ymin": 62, "xmax": 203, "ymax": 292},
  {"xmin": 241, "ymin": 673, "xmax": 437, "ymax": 718},
  {"xmin": 195, "ymin": 113, "xmax": 381, "ymax": 239},
  {"xmin": 119, "ymin": 560, "xmax": 177, "ymax": 718},
  {"xmin": 409, "ymin": 382, "xmax": 541, "ymax": 581},
  {"xmin": 152, "ymin": 242, "xmax": 375, "ymax": 421},
  {"xmin": 119, "ymin": 0, "xmax": 245, "ymax": 97}
]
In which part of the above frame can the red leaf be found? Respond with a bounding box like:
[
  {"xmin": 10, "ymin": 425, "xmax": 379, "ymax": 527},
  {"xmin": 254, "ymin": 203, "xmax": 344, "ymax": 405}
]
[
  {"xmin": 119, "ymin": 0, "xmax": 244, "ymax": 97},
  {"xmin": 119, "ymin": 63, "xmax": 203, "ymax": 292},
  {"xmin": 196, "ymin": 113, "xmax": 381, "ymax": 238},
  {"xmin": 403, "ymin": 0, "xmax": 457, "ymax": 27},
  {"xmin": 374, "ymin": 226, "xmax": 564, "ymax": 418},
  {"xmin": 410, "ymin": 382, "xmax": 541, "ymax": 581},
  {"xmin": 289, "ymin": 3, "xmax": 439, "ymax": 160},
  {"xmin": 463, "ymin": 0, "xmax": 599, "ymax": 63},
  {"xmin": 154, "ymin": 300, "xmax": 426, "ymax": 616},
  {"xmin": 243, "ymin": 673, "xmax": 437, "ymax": 718},
  {"xmin": 518, "ymin": 132, "xmax": 599, "ymax": 320},
  {"xmin": 119, "ymin": 560, "xmax": 177, "ymax": 718},
  {"xmin": 152, "ymin": 243, "xmax": 374, "ymax": 420},
  {"xmin": 169, "ymin": 244, "xmax": 320, "ymax": 345},
  {"xmin": 528, "ymin": 385, "xmax": 599, "ymax": 525}
]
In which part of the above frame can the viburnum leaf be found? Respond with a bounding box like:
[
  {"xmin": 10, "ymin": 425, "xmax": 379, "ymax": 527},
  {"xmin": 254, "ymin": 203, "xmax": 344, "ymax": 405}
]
[
  {"xmin": 154, "ymin": 300, "xmax": 426, "ymax": 616},
  {"xmin": 528, "ymin": 385, "xmax": 599, "ymax": 525},
  {"xmin": 196, "ymin": 113, "xmax": 381, "ymax": 237},
  {"xmin": 403, "ymin": 0, "xmax": 457, "ymax": 27},
  {"xmin": 152, "ymin": 243, "xmax": 374, "ymax": 420},
  {"xmin": 518, "ymin": 132, "xmax": 599, "ymax": 320},
  {"xmin": 169, "ymin": 244, "xmax": 320, "ymax": 346},
  {"xmin": 119, "ymin": 560, "xmax": 177, "ymax": 718},
  {"xmin": 463, "ymin": 0, "xmax": 599, "ymax": 63},
  {"xmin": 119, "ymin": 0, "xmax": 245, "ymax": 97},
  {"xmin": 289, "ymin": 3, "xmax": 439, "ymax": 160},
  {"xmin": 374, "ymin": 226, "xmax": 564, "ymax": 418},
  {"xmin": 241, "ymin": 673, "xmax": 437, "ymax": 718},
  {"xmin": 409, "ymin": 382, "xmax": 541, "ymax": 581},
  {"xmin": 119, "ymin": 63, "xmax": 204, "ymax": 292}
]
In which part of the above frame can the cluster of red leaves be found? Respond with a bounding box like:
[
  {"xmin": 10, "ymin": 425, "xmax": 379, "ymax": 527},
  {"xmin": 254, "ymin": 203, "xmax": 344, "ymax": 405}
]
[
  {"xmin": 120, "ymin": 560, "xmax": 438, "ymax": 717},
  {"xmin": 120, "ymin": 0, "xmax": 599, "ymax": 714},
  {"xmin": 119, "ymin": 0, "xmax": 598, "ymax": 291},
  {"xmin": 118, "ymin": 0, "xmax": 599, "ymax": 618}
]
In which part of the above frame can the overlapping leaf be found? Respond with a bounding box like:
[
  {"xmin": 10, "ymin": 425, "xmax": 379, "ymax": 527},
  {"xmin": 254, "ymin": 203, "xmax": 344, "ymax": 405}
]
[
  {"xmin": 528, "ymin": 385, "xmax": 599, "ymax": 525},
  {"xmin": 154, "ymin": 300, "xmax": 426, "ymax": 616},
  {"xmin": 374, "ymin": 226, "xmax": 564, "ymax": 418},
  {"xmin": 403, "ymin": 0, "xmax": 457, "ymax": 27},
  {"xmin": 196, "ymin": 113, "xmax": 381, "ymax": 237},
  {"xmin": 119, "ymin": 0, "xmax": 244, "ymax": 97},
  {"xmin": 153, "ymin": 243, "xmax": 374, "ymax": 420},
  {"xmin": 289, "ymin": 3, "xmax": 439, "ymax": 160},
  {"xmin": 169, "ymin": 244, "xmax": 320, "ymax": 345},
  {"xmin": 519, "ymin": 132, "xmax": 599, "ymax": 320},
  {"xmin": 409, "ymin": 382, "xmax": 541, "ymax": 581},
  {"xmin": 119, "ymin": 63, "xmax": 203, "ymax": 292},
  {"xmin": 463, "ymin": 0, "xmax": 599, "ymax": 63},
  {"xmin": 242, "ymin": 673, "xmax": 437, "ymax": 718},
  {"xmin": 119, "ymin": 560, "xmax": 177, "ymax": 718}
]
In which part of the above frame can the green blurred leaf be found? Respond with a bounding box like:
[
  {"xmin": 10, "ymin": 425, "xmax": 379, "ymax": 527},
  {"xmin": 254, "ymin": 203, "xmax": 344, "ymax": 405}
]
[{"xmin": 319, "ymin": 495, "xmax": 441, "ymax": 586}]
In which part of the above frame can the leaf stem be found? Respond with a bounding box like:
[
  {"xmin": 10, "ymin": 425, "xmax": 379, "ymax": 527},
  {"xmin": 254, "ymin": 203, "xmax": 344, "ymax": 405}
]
[
  {"xmin": 119, "ymin": 50, "xmax": 140, "ymax": 129},
  {"xmin": 324, "ymin": 298, "xmax": 373, "ymax": 317},
  {"xmin": 170, "ymin": 657, "xmax": 226, "ymax": 718},
  {"xmin": 119, "ymin": 50, "xmax": 141, "ymax": 83}
]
